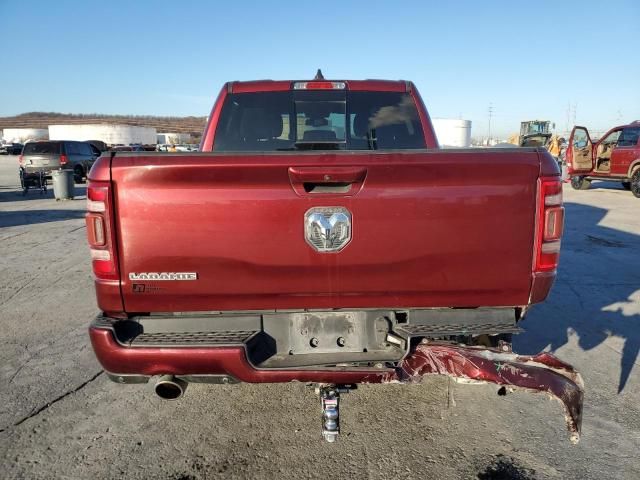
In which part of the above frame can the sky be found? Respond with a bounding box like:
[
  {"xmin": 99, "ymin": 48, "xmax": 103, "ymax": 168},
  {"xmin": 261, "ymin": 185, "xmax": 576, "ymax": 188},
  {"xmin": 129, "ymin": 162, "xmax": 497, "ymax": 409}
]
[{"xmin": 1, "ymin": 0, "xmax": 638, "ymax": 138}]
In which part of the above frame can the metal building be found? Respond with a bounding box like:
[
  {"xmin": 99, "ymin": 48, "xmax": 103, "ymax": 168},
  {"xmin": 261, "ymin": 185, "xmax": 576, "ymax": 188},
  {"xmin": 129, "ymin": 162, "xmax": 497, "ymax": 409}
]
[
  {"xmin": 48, "ymin": 124, "xmax": 157, "ymax": 145},
  {"xmin": 432, "ymin": 119, "xmax": 472, "ymax": 147},
  {"xmin": 2, "ymin": 128, "xmax": 49, "ymax": 143}
]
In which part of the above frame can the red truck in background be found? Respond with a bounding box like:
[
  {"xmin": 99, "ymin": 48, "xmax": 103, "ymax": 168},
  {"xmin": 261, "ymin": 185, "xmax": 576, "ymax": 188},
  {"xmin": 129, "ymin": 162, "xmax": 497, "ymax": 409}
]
[
  {"xmin": 86, "ymin": 73, "xmax": 583, "ymax": 443},
  {"xmin": 568, "ymin": 121, "xmax": 640, "ymax": 196}
]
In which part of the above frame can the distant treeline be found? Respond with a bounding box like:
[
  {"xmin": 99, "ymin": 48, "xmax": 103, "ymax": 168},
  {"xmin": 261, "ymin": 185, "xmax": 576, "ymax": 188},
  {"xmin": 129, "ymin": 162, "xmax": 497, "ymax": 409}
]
[{"xmin": 0, "ymin": 112, "xmax": 207, "ymax": 135}]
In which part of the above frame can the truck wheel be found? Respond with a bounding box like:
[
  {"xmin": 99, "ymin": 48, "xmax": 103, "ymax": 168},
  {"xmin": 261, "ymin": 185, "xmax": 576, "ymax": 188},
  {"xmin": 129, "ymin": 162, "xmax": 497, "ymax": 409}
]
[
  {"xmin": 631, "ymin": 170, "xmax": 640, "ymax": 198},
  {"xmin": 621, "ymin": 181, "xmax": 631, "ymax": 190},
  {"xmin": 570, "ymin": 176, "xmax": 591, "ymax": 190},
  {"xmin": 74, "ymin": 166, "xmax": 85, "ymax": 184}
]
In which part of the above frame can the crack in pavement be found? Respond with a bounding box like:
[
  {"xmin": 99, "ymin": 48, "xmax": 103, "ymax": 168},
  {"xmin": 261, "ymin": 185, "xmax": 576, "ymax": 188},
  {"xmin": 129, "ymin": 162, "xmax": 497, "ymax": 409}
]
[
  {"xmin": 67, "ymin": 225, "xmax": 86, "ymax": 234},
  {"xmin": 0, "ymin": 370, "xmax": 104, "ymax": 433},
  {"xmin": 0, "ymin": 277, "xmax": 36, "ymax": 308},
  {"xmin": 0, "ymin": 230, "xmax": 29, "ymax": 242}
]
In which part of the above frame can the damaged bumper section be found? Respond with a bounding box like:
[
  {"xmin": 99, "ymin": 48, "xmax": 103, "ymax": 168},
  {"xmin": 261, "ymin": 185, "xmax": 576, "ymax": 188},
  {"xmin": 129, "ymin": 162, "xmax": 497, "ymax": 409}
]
[
  {"xmin": 89, "ymin": 311, "xmax": 583, "ymax": 443},
  {"xmin": 388, "ymin": 344, "xmax": 583, "ymax": 444}
]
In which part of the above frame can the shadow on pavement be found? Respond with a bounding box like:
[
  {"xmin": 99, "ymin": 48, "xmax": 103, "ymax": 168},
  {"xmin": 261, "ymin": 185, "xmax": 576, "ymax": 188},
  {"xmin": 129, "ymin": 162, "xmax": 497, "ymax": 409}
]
[
  {"xmin": 0, "ymin": 185, "xmax": 87, "ymax": 202},
  {"xmin": 587, "ymin": 180, "xmax": 631, "ymax": 192},
  {"xmin": 0, "ymin": 209, "xmax": 86, "ymax": 227},
  {"xmin": 476, "ymin": 455, "xmax": 535, "ymax": 480},
  {"xmin": 516, "ymin": 201, "xmax": 640, "ymax": 393}
]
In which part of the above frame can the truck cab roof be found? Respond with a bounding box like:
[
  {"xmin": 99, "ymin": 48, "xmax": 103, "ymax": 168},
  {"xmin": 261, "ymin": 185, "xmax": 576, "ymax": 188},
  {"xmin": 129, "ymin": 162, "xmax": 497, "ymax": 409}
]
[{"xmin": 229, "ymin": 79, "xmax": 411, "ymax": 93}]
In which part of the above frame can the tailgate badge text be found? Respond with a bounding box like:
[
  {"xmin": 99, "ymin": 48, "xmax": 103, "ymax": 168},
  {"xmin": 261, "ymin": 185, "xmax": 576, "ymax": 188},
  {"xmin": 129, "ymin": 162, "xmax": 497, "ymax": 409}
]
[{"xmin": 129, "ymin": 272, "xmax": 198, "ymax": 281}]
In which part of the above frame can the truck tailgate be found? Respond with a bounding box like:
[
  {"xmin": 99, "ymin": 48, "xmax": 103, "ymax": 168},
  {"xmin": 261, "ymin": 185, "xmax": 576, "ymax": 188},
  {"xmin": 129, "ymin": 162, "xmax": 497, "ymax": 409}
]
[{"xmin": 111, "ymin": 149, "xmax": 539, "ymax": 312}]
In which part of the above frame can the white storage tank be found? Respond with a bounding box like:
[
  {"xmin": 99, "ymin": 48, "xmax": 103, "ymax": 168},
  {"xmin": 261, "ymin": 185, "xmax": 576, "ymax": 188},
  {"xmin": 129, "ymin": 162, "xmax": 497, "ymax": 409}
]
[
  {"xmin": 3, "ymin": 128, "xmax": 49, "ymax": 143},
  {"xmin": 48, "ymin": 124, "xmax": 157, "ymax": 145},
  {"xmin": 432, "ymin": 119, "xmax": 472, "ymax": 147}
]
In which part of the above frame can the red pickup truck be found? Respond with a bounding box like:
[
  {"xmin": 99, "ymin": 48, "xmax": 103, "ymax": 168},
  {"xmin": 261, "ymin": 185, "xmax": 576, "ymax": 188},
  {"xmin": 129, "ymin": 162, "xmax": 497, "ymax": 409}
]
[{"xmin": 86, "ymin": 74, "xmax": 583, "ymax": 443}]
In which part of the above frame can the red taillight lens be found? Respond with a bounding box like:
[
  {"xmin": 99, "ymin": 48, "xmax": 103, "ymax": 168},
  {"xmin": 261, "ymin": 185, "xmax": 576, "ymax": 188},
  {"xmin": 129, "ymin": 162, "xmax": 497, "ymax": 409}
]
[
  {"xmin": 535, "ymin": 178, "xmax": 564, "ymax": 272},
  {"xmin": 86, "ymin": 180, "xmax": 118, "ymax": 280},
  {"xmin": 87, "ymin": 184, "xmax": 108, "ymax": 212},
  {"xmin": 90, "ymin": 249, "xmax": 117, "ymax": 279},
  {"xmin": 60, "ymin": 154, "xmax": 68, "ymax": 165},
  {"xmin": 18, "ymin": 154, "xmax": 24, "ymax": 165}
]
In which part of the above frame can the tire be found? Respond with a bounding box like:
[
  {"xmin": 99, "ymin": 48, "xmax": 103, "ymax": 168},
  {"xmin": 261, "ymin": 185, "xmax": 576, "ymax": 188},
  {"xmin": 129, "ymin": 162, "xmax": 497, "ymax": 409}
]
[
  {"xmin": 570, "ymin": 176, "xmax": 591, "ymax": 190},
  {"xmin": 631, "ymin": 169, "xmax": 640, "ymax": 198},
  {"xmin": 622, "ymin": 181, "xmax": 631, "ymax": 190},
  {"xmin": 73, "ymin": 166, "xmax": 85, "ymax": 184}
]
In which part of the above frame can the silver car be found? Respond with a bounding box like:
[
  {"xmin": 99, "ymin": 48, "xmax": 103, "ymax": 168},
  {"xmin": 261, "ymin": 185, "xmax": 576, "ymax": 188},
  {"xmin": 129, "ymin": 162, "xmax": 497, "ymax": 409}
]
[{"xmin": 20, "ymin": 140, "xmax": 101, "ymax": 183}]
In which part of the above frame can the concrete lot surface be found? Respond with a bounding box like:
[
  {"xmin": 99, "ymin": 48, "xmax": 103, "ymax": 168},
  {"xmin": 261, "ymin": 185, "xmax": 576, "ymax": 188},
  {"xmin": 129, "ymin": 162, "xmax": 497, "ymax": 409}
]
[{"xmin": 0, "ymin": 156, "xmax": 638, "ymax": 479}]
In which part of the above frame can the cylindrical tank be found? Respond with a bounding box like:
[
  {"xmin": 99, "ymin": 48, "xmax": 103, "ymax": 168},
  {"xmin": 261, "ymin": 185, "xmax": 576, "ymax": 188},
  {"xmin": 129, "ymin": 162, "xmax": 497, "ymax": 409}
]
[
  {"xmin": 2, "ymin": 128, "xmax": 49, "ymax": 143},
  {"xmin": 48, "ymin": 124, "xmax": 157, "ymax": 145},
  {"xmin": 432, "ymin": 119, "xmax": 472, "ymax": 147},
  {"xmin": 52, "ymin": 169, "xmax": 74, "ymax": 200}
]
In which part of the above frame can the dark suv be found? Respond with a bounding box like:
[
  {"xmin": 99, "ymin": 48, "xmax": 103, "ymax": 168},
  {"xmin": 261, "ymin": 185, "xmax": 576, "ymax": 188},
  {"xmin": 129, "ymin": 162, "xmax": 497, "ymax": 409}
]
[
  {"xmin": 0, "ymin": 143, "xmax": 24, "ymax": 155},
  {"xmin": 19, "ymin": 140, "xmax": 101, "ymax": 183}
]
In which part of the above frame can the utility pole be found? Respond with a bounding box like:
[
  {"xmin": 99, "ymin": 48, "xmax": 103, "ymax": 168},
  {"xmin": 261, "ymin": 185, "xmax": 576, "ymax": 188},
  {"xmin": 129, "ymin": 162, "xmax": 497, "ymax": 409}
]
[{"xmin": 487, "ymin": 103, "xmax": 493, "ymax": 146}]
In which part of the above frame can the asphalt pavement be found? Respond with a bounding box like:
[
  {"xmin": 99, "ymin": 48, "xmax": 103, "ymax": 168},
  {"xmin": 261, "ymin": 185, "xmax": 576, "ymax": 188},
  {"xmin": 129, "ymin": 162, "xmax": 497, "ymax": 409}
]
[{"xmin": 0, "ymin": 156, "xmax": 638, "ymax": 479}]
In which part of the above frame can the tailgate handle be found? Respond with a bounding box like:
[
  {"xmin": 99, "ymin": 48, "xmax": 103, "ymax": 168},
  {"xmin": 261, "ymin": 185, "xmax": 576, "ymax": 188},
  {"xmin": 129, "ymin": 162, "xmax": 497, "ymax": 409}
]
[{"xmin": 288, "ymin": 167, "xmax": 367, "ymax": 196}]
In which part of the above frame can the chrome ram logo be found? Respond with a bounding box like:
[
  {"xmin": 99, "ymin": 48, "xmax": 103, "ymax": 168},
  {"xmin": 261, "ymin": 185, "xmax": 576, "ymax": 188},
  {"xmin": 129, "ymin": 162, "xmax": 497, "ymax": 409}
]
[{"xmin": 304, "ymin": 207, "xmax": 352, "ymax": 252}]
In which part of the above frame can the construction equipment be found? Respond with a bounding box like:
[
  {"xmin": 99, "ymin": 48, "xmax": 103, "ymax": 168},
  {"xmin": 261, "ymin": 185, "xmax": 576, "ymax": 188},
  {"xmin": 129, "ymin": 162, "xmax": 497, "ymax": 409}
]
[{"xmin": 509, "ymin": 120, "xmax": 554, "ymax": 147}]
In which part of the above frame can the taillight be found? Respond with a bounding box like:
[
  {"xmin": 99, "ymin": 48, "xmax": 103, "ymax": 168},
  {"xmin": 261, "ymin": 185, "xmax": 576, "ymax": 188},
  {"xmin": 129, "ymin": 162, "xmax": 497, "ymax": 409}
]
[
  {"xmin": 86, "ymin": 214, "xmax": 106, "ymax": 245},
  {"xmin": 18, "ymin": 155, "xmax": 24, "ymax": 165},
  {"xmin": 87, "ymin": 183, "xmax": 107, "ymax": 212},
  {"xmin": 86, "ymin": 180, "xmax": 118, "ymax": 280},
  {"xmin": 60, "ymin": 154, "xmax": 68, "ymax": 165},
  {"xmin": 535, "ymin": 178, "xmax": 564, "ymax": 272}
]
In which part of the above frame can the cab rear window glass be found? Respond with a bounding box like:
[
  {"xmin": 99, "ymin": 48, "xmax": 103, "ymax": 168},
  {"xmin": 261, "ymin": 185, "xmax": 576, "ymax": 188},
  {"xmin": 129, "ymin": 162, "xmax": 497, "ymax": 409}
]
[
  {"xmin": 23, "ymin": 142, "xmax": 62, "ymax": 155},
  {"xmin": 213, "ymin": 90, "xmax": 425, "ymax": 152}
]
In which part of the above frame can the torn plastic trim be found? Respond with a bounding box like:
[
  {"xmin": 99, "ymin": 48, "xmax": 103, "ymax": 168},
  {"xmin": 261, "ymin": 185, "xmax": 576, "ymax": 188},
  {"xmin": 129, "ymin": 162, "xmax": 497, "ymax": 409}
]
[{"xmin": 379, "ymin": 343, "xmax": 583, "ymax": 444}]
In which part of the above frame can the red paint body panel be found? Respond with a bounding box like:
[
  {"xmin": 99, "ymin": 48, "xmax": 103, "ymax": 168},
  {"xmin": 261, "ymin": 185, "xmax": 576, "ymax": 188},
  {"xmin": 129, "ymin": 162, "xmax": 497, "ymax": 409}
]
[
  {"xmin": 228, "ymin": 79, "xmax": 408, "ymax": 94},
  {"xmin": 108, "ymin": 150, "xmax": 544, "ymax": 313}
]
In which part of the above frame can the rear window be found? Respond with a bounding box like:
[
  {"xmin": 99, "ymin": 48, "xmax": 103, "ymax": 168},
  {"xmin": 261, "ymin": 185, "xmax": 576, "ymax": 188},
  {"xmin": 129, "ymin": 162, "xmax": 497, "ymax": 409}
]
[
  {"xmin": 23, "ymin": 142, "xmax": 62, "ymax": 155},
  {"xmin": 66, "ymin": 141, "xmax": 93, "ymax": 155},
  {"xmin": 213, "ymin": 90, "xmax": 425, "ymax": 152}
]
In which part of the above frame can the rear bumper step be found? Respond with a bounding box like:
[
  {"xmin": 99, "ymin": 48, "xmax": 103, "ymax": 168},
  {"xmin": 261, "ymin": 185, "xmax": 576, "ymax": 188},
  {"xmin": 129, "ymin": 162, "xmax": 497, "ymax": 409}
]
[
  {"xmin": 127, "ymin": 330, "xmax": 259, "ymax": 347},
  {"xmin": 89, "ymin": 326, "xmax": 391, "ymax": 383},
  {"xmin": 399, "ymin": 322, "xmax": 521, "ymax": 337}
]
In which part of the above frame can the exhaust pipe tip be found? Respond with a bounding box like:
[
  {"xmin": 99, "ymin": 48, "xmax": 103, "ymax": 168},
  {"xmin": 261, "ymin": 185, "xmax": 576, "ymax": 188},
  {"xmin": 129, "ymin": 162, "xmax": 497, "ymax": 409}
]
[{"xmin": 154, "ymin": 375, "xmax": 187, "ymax": 400}]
